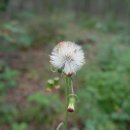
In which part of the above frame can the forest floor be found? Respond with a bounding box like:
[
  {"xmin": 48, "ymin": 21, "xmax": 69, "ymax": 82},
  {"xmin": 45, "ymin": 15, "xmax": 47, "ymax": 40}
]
[{"xmin": 0, "ymin": 17, "xmax": 129, "ymax": 130}]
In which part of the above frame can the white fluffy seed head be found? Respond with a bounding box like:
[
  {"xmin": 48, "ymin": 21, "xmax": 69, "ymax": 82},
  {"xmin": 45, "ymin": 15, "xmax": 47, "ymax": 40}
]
[{"xmin": 50, "ymin": 41, "xmax": 85, "ymax": 76}]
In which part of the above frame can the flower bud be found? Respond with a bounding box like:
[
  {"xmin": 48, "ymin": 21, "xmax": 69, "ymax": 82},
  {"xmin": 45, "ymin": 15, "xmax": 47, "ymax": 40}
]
[
  {"xmin": 67, "ymin": 95, "xmax": 76, "ymax": 112},
  {"xmin": 54, "ymin": 77, "xmax": 59, "ymax": 85},
  {"xmin": 47, "ymin": 79, "xmax": 54, "ymax": 90},
  {"xmin": 53, "ymin": 77, "xmax": 60, "ymax": 89},
  {"xmin": 47, "ymin": 79, "xmax": 54, "ymax": 86}
]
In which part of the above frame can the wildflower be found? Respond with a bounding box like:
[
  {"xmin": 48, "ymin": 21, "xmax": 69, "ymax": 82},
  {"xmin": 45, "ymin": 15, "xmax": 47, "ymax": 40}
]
[{"xmin": 50, "ymin": 41, "xmax": 85, "ymax": 76}]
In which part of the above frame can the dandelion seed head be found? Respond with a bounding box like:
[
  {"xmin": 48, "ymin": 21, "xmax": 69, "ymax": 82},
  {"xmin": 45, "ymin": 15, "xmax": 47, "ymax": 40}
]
[{"xmin": 50, "ymin": 41, "xmax": 85, "ymax": 75}]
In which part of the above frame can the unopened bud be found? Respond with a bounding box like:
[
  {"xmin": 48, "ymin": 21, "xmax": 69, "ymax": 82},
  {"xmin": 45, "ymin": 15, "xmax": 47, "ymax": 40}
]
[
  {"xmin": 67, "ymin": 95, "xmax": 76, "ymax": 112},
  {"xmin": 47, "ymin": 79, "xmax": 54, "ymax": 88},
  {"xmin": 54, "ymin": 77, "xmax": 59, "ymax": 85}
]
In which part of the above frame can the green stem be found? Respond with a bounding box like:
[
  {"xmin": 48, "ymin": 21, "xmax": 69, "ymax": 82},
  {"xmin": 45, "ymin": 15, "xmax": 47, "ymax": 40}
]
[{"xmin": 64, "ymin": 76, "xmax": 71, "ymax": 130}]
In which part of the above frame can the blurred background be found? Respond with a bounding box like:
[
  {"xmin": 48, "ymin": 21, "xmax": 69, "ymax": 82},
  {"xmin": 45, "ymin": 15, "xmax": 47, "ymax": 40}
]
[{"xmin": 0, "ymin": 0, "xmax": 130, "ymax": 130}]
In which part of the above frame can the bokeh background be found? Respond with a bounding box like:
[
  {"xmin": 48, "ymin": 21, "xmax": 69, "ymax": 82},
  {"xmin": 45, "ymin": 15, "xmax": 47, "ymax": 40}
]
[{"xmin": 0, "ymin": 0, "xmax": 130, "ymax": 130}]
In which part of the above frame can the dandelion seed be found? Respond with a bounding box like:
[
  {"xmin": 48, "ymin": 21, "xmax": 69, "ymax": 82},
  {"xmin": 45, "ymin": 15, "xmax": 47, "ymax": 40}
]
[{"xmin": 50, "ymin": 41, "xmax": 85, "ymax": 76}]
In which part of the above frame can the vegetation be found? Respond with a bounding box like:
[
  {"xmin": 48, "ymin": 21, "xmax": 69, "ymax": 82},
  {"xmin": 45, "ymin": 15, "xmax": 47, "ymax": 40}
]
[{"xmin": 0, "ymin": 0, "xmax": 130, "ymax": 130}]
